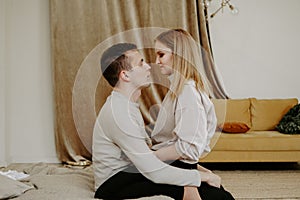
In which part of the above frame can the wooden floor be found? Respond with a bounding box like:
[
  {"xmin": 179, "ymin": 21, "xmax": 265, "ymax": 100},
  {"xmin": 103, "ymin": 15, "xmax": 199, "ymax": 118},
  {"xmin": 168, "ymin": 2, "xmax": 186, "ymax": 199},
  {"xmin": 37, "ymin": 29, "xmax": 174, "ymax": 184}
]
[{"xmin": 202, "ymin": 162, "xmax": 300, "ymax": 200}]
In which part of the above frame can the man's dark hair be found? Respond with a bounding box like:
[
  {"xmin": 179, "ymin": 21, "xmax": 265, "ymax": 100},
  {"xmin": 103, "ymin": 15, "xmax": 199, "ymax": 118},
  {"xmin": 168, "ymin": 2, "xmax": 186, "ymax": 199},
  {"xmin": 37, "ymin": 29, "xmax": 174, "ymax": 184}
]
[{"xmin": 101, "ymin": 43, "xmax": 137, "ymax": 87}]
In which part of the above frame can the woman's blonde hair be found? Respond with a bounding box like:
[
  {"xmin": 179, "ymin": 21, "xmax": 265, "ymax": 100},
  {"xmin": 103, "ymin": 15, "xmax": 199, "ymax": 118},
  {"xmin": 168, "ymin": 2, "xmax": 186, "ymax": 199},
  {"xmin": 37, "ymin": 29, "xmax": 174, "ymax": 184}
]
[{"xmin": 155, "ymin": 28, "xmax": 211, "ymax": 99}]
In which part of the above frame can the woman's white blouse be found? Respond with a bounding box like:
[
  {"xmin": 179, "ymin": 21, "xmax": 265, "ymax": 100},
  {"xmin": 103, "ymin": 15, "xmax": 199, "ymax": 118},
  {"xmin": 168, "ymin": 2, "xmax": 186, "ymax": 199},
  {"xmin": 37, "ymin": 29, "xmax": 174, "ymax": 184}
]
[{"xmin": 151, "ymin": 80, "xmax": 217, "ymax": 164}]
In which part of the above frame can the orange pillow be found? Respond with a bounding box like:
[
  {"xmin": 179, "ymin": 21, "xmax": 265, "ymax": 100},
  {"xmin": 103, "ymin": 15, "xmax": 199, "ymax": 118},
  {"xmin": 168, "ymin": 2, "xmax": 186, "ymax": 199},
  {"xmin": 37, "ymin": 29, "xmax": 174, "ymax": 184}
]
[{"xmin": 218, "ymin": 122, "xmax": 250, "ymax": 133}]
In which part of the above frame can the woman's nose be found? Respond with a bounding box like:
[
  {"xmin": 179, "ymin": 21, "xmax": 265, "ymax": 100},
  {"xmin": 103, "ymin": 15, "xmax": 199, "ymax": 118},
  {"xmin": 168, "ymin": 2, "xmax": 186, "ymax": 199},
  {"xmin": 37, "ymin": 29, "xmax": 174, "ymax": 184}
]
[{"xmin": 155, "ymin": 56, "xmax": 160, "ymax": 64}]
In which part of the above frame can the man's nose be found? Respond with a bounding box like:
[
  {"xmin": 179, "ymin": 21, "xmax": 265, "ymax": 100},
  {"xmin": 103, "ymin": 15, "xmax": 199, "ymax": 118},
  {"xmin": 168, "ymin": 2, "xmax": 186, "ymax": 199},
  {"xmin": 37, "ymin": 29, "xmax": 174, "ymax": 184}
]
[{"xmin": 144, "ymin": 62, "xmax": 151, "ymax": 70}]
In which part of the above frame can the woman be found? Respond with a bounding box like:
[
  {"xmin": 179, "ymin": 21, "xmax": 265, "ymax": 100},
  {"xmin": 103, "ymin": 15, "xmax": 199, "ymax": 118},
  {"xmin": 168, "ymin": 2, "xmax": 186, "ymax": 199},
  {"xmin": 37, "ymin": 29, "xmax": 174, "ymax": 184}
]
[{"xmin": 152, "ymin": 29, "xmax": 235, "ymax": 200}]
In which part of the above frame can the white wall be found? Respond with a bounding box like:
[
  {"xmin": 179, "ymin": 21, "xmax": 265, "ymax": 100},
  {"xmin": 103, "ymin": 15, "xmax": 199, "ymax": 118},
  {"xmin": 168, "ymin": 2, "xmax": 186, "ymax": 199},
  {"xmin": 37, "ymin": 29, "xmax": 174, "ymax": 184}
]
[
  {"xmin": 0, "ymin": 0, "xmax": 7, "ymax": 166},
  {"xmin": 1, "ymin": 0, "xmax": 58, "ymax": 166},
  {"xmin": 1, "ymin": 0, "xmax": 299, "ymax": 165},
  {"xmin": 209, "ymin": 0, "xmax": 300, "ymax": 100}
]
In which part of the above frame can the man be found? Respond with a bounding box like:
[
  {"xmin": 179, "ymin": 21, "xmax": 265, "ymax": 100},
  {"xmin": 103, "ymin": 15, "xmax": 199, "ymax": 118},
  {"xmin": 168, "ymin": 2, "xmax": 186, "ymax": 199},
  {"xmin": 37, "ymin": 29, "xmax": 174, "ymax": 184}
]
[{"xmin": 93, "ymin": 43, "xmax": 216, "ymax": 200}]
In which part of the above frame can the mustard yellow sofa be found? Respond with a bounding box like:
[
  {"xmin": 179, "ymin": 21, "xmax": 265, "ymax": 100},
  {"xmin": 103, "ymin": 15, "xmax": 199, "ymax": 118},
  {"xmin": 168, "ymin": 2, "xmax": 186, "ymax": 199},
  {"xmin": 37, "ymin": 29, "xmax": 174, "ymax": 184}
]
[{"xmin": 201, "ymin": 98, "xmax": 300, "ymax": 162}]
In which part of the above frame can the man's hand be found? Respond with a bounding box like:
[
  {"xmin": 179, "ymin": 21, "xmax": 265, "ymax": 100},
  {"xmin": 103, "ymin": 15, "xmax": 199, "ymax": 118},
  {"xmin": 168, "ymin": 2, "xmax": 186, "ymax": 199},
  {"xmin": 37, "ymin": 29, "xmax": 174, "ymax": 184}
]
[
  {"xmin": 197, "ymin": 164, "xmax": 212, "ymax": 173},
  {"xmin": 199, "ymin": 171, "xmax": 221, "ymax": 188}
]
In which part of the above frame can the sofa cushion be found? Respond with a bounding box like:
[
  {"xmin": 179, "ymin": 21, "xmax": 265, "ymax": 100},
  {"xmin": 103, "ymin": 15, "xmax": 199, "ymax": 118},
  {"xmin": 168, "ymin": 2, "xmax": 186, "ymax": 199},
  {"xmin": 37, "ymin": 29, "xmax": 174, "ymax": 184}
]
[
  {"xmin": 212, "ymin": 131, "xmax": 300, "ymax": 151},
  {"xmin": 250, "ymin": 98, "xmax": 298, "ymax": 131},
  {"xmin": 212, "ymin": 99, "xmax": 251, "ymax": 128}
]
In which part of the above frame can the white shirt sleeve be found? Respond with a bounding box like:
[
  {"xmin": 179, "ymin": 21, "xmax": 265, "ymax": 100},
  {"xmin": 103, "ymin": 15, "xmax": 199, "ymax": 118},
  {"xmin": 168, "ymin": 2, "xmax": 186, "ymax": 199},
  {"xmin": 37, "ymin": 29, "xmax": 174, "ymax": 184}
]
[{"xmin": 173, "ymin": 86, "xmax": 209, "ymax": 161}]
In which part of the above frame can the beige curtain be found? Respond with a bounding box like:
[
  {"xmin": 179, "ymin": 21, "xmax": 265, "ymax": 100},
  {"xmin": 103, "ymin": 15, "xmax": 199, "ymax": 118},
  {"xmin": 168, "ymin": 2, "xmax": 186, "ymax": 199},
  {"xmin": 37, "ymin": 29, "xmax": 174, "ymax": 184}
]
[
  {"xmin": 50, "ymin": 0, "xmax": 228, "ymax": 164},
  {"xmin": 198, "ymin": 5, "xmax": 229, "ymax": 99}
]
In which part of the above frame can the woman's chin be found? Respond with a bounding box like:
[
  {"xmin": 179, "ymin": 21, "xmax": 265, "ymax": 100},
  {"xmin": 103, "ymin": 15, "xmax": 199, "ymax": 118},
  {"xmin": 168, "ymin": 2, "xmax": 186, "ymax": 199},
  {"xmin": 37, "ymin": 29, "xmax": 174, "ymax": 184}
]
[{"xmin": 160, "ymin": 69, "xmax": 170, "ymax": 76}]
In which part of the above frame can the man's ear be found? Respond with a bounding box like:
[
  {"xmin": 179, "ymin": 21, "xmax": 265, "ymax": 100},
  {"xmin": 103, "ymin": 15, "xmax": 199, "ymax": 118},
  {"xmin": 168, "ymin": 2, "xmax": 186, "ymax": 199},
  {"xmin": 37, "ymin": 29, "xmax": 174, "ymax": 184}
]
[{"xmin": 120, "ymin": 70, "xmax": 130, "ymax": 81}]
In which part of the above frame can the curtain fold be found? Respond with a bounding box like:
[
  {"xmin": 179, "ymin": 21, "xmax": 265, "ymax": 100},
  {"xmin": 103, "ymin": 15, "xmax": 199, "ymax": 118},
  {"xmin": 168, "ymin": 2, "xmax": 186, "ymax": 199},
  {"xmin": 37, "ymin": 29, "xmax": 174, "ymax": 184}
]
[
  {"xmin": 50, "ymin": 0, "xmax": 228, "ymax": 163},
  {"xmin": 196, "ymin": 1, "xmax": 229, "ymax": 99}
]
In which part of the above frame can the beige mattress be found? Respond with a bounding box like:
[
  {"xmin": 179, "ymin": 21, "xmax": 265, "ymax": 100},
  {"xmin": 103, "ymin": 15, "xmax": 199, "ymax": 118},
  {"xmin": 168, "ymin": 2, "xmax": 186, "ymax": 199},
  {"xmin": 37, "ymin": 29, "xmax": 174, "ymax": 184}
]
[{"xmin": 0, "ymin": 163, "xmax": 172, "ymax": 200}]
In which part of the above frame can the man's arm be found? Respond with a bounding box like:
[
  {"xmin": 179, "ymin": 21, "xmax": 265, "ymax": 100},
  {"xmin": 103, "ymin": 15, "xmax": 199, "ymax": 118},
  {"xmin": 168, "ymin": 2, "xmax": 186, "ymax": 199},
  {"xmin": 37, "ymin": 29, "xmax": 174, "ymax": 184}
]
[
  {"xmin": 153, "ymin": 144, "xmax": 221, "ymax": 188},
  {"xmin": 154, "ymin": 145, "xmax": 203, "ymax": 200},
  {"xmin": 105, "ymin": 115, "xmax": 201, "ymax": 187}
]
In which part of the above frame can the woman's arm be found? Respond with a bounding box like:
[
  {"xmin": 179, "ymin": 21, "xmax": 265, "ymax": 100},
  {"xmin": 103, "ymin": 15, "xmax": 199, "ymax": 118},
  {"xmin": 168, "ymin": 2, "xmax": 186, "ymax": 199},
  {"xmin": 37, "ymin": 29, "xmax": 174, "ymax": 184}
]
[
  {"xmin": 154, "ymin": 144, "xmax": 181, "ymax": 161},
  {"xmin": 172, "ymin": 87, "xmax": 210, "ymax": 161}
]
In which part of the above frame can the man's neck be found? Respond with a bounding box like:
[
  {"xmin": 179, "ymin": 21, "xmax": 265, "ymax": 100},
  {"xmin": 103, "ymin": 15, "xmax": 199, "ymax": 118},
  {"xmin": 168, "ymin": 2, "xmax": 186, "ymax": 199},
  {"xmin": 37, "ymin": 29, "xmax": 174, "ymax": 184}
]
[{"xmin": 113, "ymin": 86, "xmax": 141, "ymax": 102}]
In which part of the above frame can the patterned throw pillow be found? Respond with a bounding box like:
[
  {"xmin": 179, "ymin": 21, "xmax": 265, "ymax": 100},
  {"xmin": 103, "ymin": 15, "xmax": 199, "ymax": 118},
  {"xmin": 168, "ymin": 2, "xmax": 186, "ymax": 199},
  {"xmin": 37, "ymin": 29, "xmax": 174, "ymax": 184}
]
[{"xmin": 276, "ymin": 104, "xmax": 300, "ymax": 134}]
